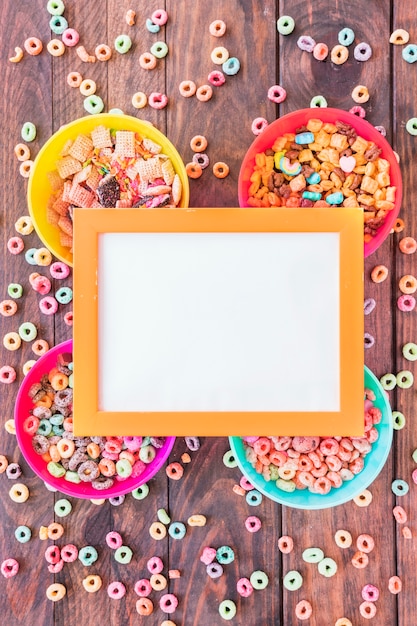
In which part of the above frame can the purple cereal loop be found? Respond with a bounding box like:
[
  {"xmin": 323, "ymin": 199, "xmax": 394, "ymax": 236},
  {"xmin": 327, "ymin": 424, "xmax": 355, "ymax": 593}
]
[
  {"xmin": 109, "ymin": 495, "xmax": 125, "ymax": 506},
  {"xmin": 6, "ymin": 463, "xmax": 22, "ymax": 479},
  {"xmin": 184, "ymin": 436, "xmax": 200, "ymax": 451},
  {"xmin": 150, "ymin": 436, "xmax": 165, "ymax": 449},
  {"xmin": 297, "ymin": 35, "xmax": 316, "ymax": 52},
  {"xmin": 354, "ymin": 42, "xmax": 372, "ymax": 61},
  {"xmin": 398, "ymin": 294, "xmax": 416, "ymax": 312},
  {"xmin": 364, "ymin": 298, "xmax": 376, "ymax": 315},
  {"xmin": 375, "ymin": 125, "xmax": 387, "ymax": 137},
  {"xmin": 192, "ymin": 153, "xmax": 210, "ymax": 169},
  {"xmin": 206, "ymin": 562, "xmax": 223, "ymax": 578},
  {"xmin": 237, "ymin": 577, "xmax": 254, "ymax": 597},
  {"xmin": 364, "ymin": 333, "xmax": 375, "ymax": 349}
]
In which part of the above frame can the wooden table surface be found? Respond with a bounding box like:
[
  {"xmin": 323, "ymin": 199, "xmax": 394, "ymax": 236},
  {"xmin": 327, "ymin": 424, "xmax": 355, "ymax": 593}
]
[{"xmin": 1, "ymin": 1, "xmax": 416, "ymax": 624}]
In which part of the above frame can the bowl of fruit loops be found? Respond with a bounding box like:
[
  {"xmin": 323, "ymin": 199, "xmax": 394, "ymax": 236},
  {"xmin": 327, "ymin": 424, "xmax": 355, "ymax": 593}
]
[
  {"xmin": 28, "ymin": 114, "xmax": 189, "ymax": 266},
  {"xmin": 229, "ymin": 366, "xmax": 393, "ymax": 509},
  {"xmin": 14, "ymin": 340, "xmax": 175, "ymax": 499},
  {"xmin": 238, "ymin": 108, "xmax": 402, "ymax": 257}
]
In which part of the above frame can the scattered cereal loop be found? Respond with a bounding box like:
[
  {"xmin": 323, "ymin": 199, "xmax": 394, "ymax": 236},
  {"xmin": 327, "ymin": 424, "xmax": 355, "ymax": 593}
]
[
  {"xmin": 251, "ymin": 117, "xmax": 268, "ymax": 135},
  {"xmin": 352, "ymin": 85, "xmax": 370, "ymax": 104},
  {"xmin": 209, "ymin": 20, "xmax": 226, "ymax": 37},
  {"xmin": 388, "ymin": 575, "xmax": 402, "ymax": 594},
  {"xmin": 62, "ymin": 28, "xmax": 79, "ymax": 47},
  {"xmin": 151, "ymin": 9, "xmax": 168, "ymax": 26},
  {"xmin": 24, "ymin": 37, "xmax": 43, "ymax": 56},
  {"xmin": 399, "ymin": 236, "xmax": 417, "ymax": 254},
  {"xmin": 218, "ymin": 599, "xmax": 236, "ymax": 621},
  {"xmin": 359, "ymin": 601, "xmax": 377, "ymax": 619},
  {"xmin": 297, "ymin": 35, "xmax": 316, "ymax": 52},
  {"xmin": 402, "ymin": 44, "xmax": 417, "ymax": 63},
  {"xmin": 9, "ymin": 483, "xmax": 29, "ymax": 503},
  {"xmin": 0, "ymin": 366, "xmax": 17, "ymax": 384},
  {"xmin": 15, "ymin": 215, "xmax": 33, "ymax": 235},
  {"xmin": 125, "ymin": 9, "xmax": 136, "ymax": 26},
  {"xmin": 331, "ymin": 44, "xmax": 349, "ymax": 64},
  {"xmin": 84, "ymin": 95, "xmax": 104, "ymax": 114},
  {"xmin": 139, "ymin": 52, "xmax": 157, "ymax": 70},
  {"xmin": 335, "ymin": 619, "xmax": 353, "ymax": 626},
  {"xmin": 115, "ymin": 34, "xmax": 132, "ymax": 54},
  {"xmin": 19, "ymin": 160, "xmax": 34, "ymax": 178},
  {"xmin": 213, "ymin": 161, "xmax": 229, "ymax": 178},
  {"xmin": 47, "ymin": 0, "xmax": 65, "ymax": 15},
  {"xmin": 196, "ymin": 84, "xmax": 213, "ymax": 101},
  {"xmin": 295, "ymin": 600, "xmax": 313, "ymax": 621},
  {"xmin": 391, "ymin": 478, "xmax": 409, "ymax": 496},
  {"xmin": 9, "ymin": 47, "xmax": 23, "ymax": 63},
  {"xmin": 76, "ymin": 45, "xmax": 95, "ymax": 63},
  {"xmin": 211, "ymin": 46, "xmax": 229, "ymax": 65},
  {"xmin": 267, "ymin": 84, "xmax": 286, "ymax": 103},
  {"xmin": 354, "ymin": 42, "xmax": 372, "ymax": 61},
  {"xmin": 277, "ymin": 16, "xmax": 295, "ymax": 35},
  {"xmin": 179, "ymin": 80, "xmax": 196, "ymax": 97},
  {"xmin": 390, "ymin": 29, "xmax": 409, "ymax": 45},
  {"xmin": 149, "ymin": 92, "xmax": 168, "ymax": 109},
  {"xmin": 80, "ymin": 79, "xmax": 96, "ymax": 97},
  {"xmin": 310, "ymin": 95, "xmax": 327, "ymax": 108},
  {"xmin": 338, "ymin": 27, "xmax": 355, "ymax": 46},
  {"xmin": 46, "ymin": 583, "xmax": 66, "ymax": 602},
  {"xmin": 1, "ymin": 558, "xmax": 19, "ymax": 578},
  {"xmin": 349, "ymin": 105, "xmax": 366, "ymax": 118},
  {"xmin": 353, "ymin": 489, "xmax": 372, "ymax": 507},
  {"xmin": 83, "ymin": 575, "xmax": 102, "ymax": 593},
  {"xmin": 313, "ymin": 42, "xmax": 329, "ymax": 61},
  {"xmin": 67, "ymin": 71, "xmax": 83, "ymax": 88}
]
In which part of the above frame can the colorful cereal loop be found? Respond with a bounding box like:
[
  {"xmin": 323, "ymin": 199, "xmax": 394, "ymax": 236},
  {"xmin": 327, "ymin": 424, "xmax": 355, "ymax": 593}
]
[
  {"xmin": 209, "ymin": 20, "xmax": 226, "ymax": 37},
  {"xmin": 46, "ymin": 583, "xmax": 66, "ymax": 601},
  {"xmin": 83, "ymin": 575, "xmax": 102, "ymax": 593},
  {"xmin": 218, "ymin": 599, "xmax": 236, "ymax": 621},
  {"xmin": 136, "ymin": 597, "xmax": 154, "ymax": 616},
  {"xmin": 359, "ymin": 601, "xmax": 377, "ymax": 619},
  {"xmin": 277, "ymin": 16, "xmax": 295, "ymax": 35},
  {"xmin": 353, "ymin": 489, "xmax": 372, "ymax": 507},
  {"xmin": 295, "ymin": 600, "xmax": 313, "ymax": 621},
  {"xmin": 388, "ymin": 575, "xmax": 402, "ymax": 594}
]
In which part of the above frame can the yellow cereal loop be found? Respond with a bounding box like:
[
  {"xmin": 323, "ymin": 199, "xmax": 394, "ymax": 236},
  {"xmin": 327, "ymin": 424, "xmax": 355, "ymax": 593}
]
[
  {"xmin": 15, "ymin": 215, "xmax": 34, "ymax": 235},
  {"xmin": 90, "ymin": 498, "xmax": 106, "ymax": 505},
  {"xmin": 46, "ymin": 583, "xmax": 66, "ymax": 602},
  {"xmin": 39, "ymin": 526, "xmax": 49, "ymax": 540},
  {"xmin": 353, "ymin": 489, "xmax": 373, "ymax": 507},
  {"xmin": 187, "ymin": 514, "xmax": 207, "ymax": 527},
  {"xmin": 9, "ymin": 483, "xmax": 29, "ymax": 503},
  {"xmin": 23, "ymin": 360, "xmax": 37, "ymax": 375},
  {"xmin": 82, "ymin": 574, "xmax": 102, "ymax": 593},
  {"xmin": 149, "ymin": 521, "xmax": 167, "ymax": 540},
  {"xmin": 3, "ymin": 332, "xmax": 21, "ymax": 351},
  {"xmin": 5, "ymin": 419, "xmax": 16, "ymax": 435},
  {"xmin": 34, "ymin": 247, "xmax": 53, "ymax": 266}
]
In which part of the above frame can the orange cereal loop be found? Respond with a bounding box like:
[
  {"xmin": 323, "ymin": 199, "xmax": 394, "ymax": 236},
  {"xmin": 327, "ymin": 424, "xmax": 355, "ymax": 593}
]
[
  {"xmin": 35, "ymin": 394, "xmax": 52, "ymax": 409},
  {"xmin": 14, "ymin": 143, "xmax": 31, "ymax": 161},
  {"xmin": 46, "ymin": 39, "xmax": 65, "ymax": 57},
  {"xmin": 166, "ymin": 462, "xmax": 184, "ymax": 480},
  {"xmin": 95, "ymin": 44, "xmax": 112, "ymax": 61},
  {"xmin": 190, "ymin": 135, "xmax": 208, "ymax": 152},
  {"xmin": 24, "ymin": 37, "xmax": 43, "ymax": 56},
  {"xmin": 50, "ymin": 372, "xmax": 69, "ymax": 391},
  {"xmin": 399, "ymin": 236, "xmax": 417, "ymax": 254},
  {"xmin": 351, "ymin": 550, "xmax": 369, "ymax": 568},
  {"xmin": 139, "ymin": 52, "xmax": 157, "ymax": 70},
  {"xmin": 19, "ymin": 160, "xmax": 34, "ymax": 178},
  {"xmin": 136, "ymin": 597, "xmax": 154, "ymax": 616},
  {"xmin": 393, "ymin": 218, "xmax": 405, "ymax": 233},
  {"xmin": 47, "ymin": 522, "xmax": 64, "ymax": 540},
  {"xmin": 67, "ymin": 71, "xmax": 83, "ymax": 88},
  {"xmin": 370, "ymin": 265, "xmax": 388, "ymax": 283},
  {"xmin": 32, "ymin": 339, "xmax": 49, "ymax": 356},
  {"xmin": 87, "ymin": 442, "xmax": 100, "ymax": 459},
  {"xmin": 196, "ymin": 84, "xmax": 213, "ymax": 102},
  {"xmin": 402, "ymin": 526, "xmax": 412, "ymax": 539},
  {"xmin": 209, "ymin": 19, "xmax": 226, "ymax": 37},
  {"xmin": 399, "ymin": 274, "xmax": 417, "ymax": 294},
  {"xmin": 185, "ymin": 162, "xmax": 203, "ymax": 179},
  {"xmin": 213, "ymin": 161, "xmax": 229, "ymax": 178},
  {"xmin": 1, "ymin": 300, "xmax": 18, "ymax": 317},
  {"xmin": 76, "ymin": 45, "xmax": 95, "ymax": 63},
  {"xmin": 49, "ymin": 444, "xmax": 61, "ymax": 463},
  {"xmin": 125, "ymin": 9, "xmax": 136, "ymax": 25},
  {"xmin": 179, "ymin": 80, "xmax": 197, "ymax": 97}
]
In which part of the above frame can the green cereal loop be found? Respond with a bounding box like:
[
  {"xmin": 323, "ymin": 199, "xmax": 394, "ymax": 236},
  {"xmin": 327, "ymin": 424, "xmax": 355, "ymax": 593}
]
[
  {"xmin": 47, "ymin": 462, "xmax": 66, "ymax": 478},
  {"xmin": 18, "ymin": 322, "xmax": 37, "ymax": 342},
  {"xmin": 65, "ymin": 470, "xmax": 81, "ymax": 484},
  {"xmin": 338, "ymin": 27, "xmax": 355, "ymax": 46},
  {"xmin": 21, "ymin": 122, "xmax": 36, "ymax": 142},
  {"xmin": 250, "ymin": 569, "xmax": 269, "ymax": 590},
  {"xmin": 269, "ymin": 465, "xmax": 279, "ymax": 481},
  {"xmin": 114, "ymin": 545, "xmax": 133, "ymax": 564},
  {"xmin": 157, "ymin": 507, "xmax": 171, "ymax": 525},
  {"xmin": 132, "ymin": 483, "xmax": 149, "ymax": 499},
  {"xmin": 396, "ymin": 370, "xmax": 414, "ymax": 389},
  {"xmin": 392, "ymin": 479, "xmax": 409, "ymax": 496},
  {"xmin": 218, "ymin": 599, "xmax": 237, "ymax": 621},
  {"xmin": 276, "ymin": 478, "xmax": 296, "ymax": 493},
  {"xmin": 412, "ymin": 448, "xmax": 417, "ymax": 463},
  {"xmin": 54, "ymin": 497, "xmax": 72, "ymax": 517},
  {"xmin": 15, "ymin": 525, "xmax": 31, "ymax": 543},
  {"xmin": 403, "ymin": 342, "xmax": 417, "ymax": 361},
  {"xmin": 216, "ymin": 545, "xmax": 235, "ymax": 565},
  {"xmin": 380, "ymin": 373, "xmax": 397, "ymax": 390},
  {"xmin": 37, "ymin": 419, "xmax": 52, "ymax": 436},
  {"xmin": 392, "ymin": 411, "xmax": 406, "ymax": 430},
  {"xmin": 246, "ymin": 489, "xmax": 263, "ymax": 505},
  {"xmin": 108, "ymin": 108, "xmax": 124, "ymax": 115},
  {"xmin": 49, "ymin": 15, "xmax": 68, "ymax": 34},
  {"xmin": 168, "ymin": 522, "xmax": 186, "ymax": 540},
  {"xmin": 310, "ymin": 95, "xmax": 328, "ymax": 108},
  {"xmin": 8, "ymin": 283, "xmax": 23, "ymax": 299},
  {"xmin": 139, "ymin": 444, "xmax": 156, "ymax": 463},
  {"xmin": 46, "ymin": 0, "xmax": 65, "ymax": 15},
  {"xmin": 302, "ymin": 547, "xmax": 324, "ymax": 563},
  {"xmin": 406, "ymin": 118, "xmax": 417, "ymax": 135},
  {"xmin": 141, "ymin": 436, "xmax": 151, "ymax": 446},
  {"xmin": 25, "ymin": 248, "xmax": 38, "ymax": 265},
  {"xmin": 277, "ymin": 15, "xmax": 295, "ymax": 35},
  {"xmin": 79, "ymin": 545, "xmax": 99, "ymax": 566},
  {"xmin": 68, "ymin": 373, "xmax": 74, "ymax": 388},
  {"xmin": 222, "ymin": 449, "xmax": 238, "ymax": 468},
  {"xmin": 55, "ymin": 286, "xmax": 73, "ymax": 304},
  {"xmin": 318, "ymin": 557, "xmax": 338, "ymax": 577},
  {"xmin": 84, "ymin": 95, "xmax": 105, "ymax": 115},
  {"xmin": 150, "ymin": 41, "xmax": 168, "ymax": 58},
  {"xmin": 116, "ymin": 458, "xmax": 133, "ymax": 478},
  {"xmin": 114, "ymin": 34, "xmax": 132, "ymax": 54},
  {"xmin": 283, "ymin": 570, "xmax": 303, "ymax": 591}
]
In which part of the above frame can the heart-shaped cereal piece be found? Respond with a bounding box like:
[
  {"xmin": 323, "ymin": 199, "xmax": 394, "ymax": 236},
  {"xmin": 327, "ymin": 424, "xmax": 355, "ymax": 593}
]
[{"xmin": 339, "ymin": 155, "xmax": 356, "ymax": 173}]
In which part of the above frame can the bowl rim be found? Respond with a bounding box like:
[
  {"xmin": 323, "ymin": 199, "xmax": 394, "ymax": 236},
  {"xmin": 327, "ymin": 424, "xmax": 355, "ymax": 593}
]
[
  {"xmin": 237, "ymin": 107, "xmax": 403, "ymax": 258},
  {"xmin": 228, "ymin": 365, "xmax": 393, "ymax": 510},
  {"xmin": 14, "ymin": 339, "xmax": 176, "ymax": 499},
  {"xmin": 27, "ymin": 113, "xmax": 190, "ymax": 266}
]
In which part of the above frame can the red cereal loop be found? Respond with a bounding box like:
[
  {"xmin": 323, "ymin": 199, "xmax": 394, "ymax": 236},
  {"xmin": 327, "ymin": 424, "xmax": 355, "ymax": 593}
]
[
  {"xmin": 148, "ymin": 92, "xmax": 168, "ymax": 109},
  {"xmin": 208, "ymin": 70, "xmax": 225, "ymax": 86},
  {"xmin": 0, "ymin": 366, "xmax": 17, "ymax": 384},
  {"xmin": 166, "ymin": 462, "xmax": 183, "ymax": 480},
  {"xmin": 1, "ymin": 558, "xmax": 19, "ymax": 578}
]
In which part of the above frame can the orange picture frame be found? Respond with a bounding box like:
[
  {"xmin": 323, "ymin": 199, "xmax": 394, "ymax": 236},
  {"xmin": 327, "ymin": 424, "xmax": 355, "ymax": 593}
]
[{"xmin": 73, "ymin": 207, "xmax": 364, "ymax": 437}]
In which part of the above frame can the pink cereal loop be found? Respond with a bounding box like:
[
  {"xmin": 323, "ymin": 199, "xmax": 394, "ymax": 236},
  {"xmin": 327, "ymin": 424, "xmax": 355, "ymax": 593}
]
[
  {"xmin": 0, "ymin": 366, "xmax": 17, "ymax": 384},
  {"xmin": 278, "ymin": 535, "xmax": 294, "ymax": 553},
  {"xmin": 107, "ymin": 581, "xmax": 126, "ymax": 599},
  {"xmin": 237, "ymin": 577, "xmax": 253, "ymax": 597},
  {"xmin": 349, "ymin": 105, "xmax": 366, "ymax": 118},
  {"xmin": 208, "ymin": 70, "xmax": 225, "ymax": 86},
  {"xmin": 393, "ymin": 505, "xmax": 407, "ymax": 524},
  {"xmin": 251, "ymin": 117, "xmax": 269, "ymax": 135},
  {"xmin": 7, "ymin": 236, "xmax": 24, "ymax": 255},
  {"xmin": 64, "ymin": 311, "xmax": 73, "ymax": 326},
  {"xmin": 361, "ymin": 584, "xmax": 379, "ymax": 602},
  {"xmin": 134, "ymin": 578, "xmax": 152, "ymax": 597},
  {"xmin": 62, "ymin": 28, "xmax": 80, "ymax": 47},
  {"xmin": 397, "ymin": 294, "xmax": 416, "ymax": 312},
  {"xmin": 106, "ymin": 531, "xmax": 123, "ymax": 549},
  {"xmin": 200, "ymin": 546, "xmax": 217, "ymax": 565},
  {"xmin": 149, "ymin": 92, "xmax": 168, "ymax": 109},
  {"xmin": 39, "ymin": 296, "xmax": 58, "ymax": 315},
  {"xmin": 267, "ymin": 84, "xmax": 287, "ymax": 103},
  {"xmin": 147, "ymin": 556, "xmax": 164, "ymax": 574},
  {"xmin": 295, "ymin": 600, "xmax": 313, "ymax": 621},
  {"xmin": 1, "ymin": 558, "xmax": 19, "ymax": 578},
  {"xmin": 151, "ymin": 9, "xmax": 168, "ymax": 26},
  {"xmin": 159, "ymin": 593, "xmax": 178, "ymax": 614},
  {"xmin": 245, "ymin": 516, "xmax": 262, "ymax": 532},
  {"xmin": 50, "ymin": 261, "xmax": 70, "ymax": 279}
]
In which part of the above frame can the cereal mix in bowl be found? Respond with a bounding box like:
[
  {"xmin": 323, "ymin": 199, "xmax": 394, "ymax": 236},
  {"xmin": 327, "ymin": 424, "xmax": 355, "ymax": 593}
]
[
  {"xmin": 15, "ymin": 340, "xmax": 175, "ymax": 499},
  {"xmin": 238, "ymin": 108, "xmax": 402, "ymax": 256},
  {"xmin": 28, "ymin": 114, "xmax": 189, "ymax": 265}
]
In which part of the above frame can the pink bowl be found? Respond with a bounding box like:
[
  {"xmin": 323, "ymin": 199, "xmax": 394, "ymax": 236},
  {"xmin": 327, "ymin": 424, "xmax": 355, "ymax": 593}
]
[
  {"xmin": 15, "ymin": 340, "xmax": 175, "ymax": 499},
  {"xmin": 238, "ymin": 108, "xmax": 402, "ymax": 257}
]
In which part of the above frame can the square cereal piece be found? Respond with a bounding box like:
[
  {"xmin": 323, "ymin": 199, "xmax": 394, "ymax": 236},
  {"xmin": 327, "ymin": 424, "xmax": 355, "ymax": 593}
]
[
  {"xmin": 350, "ymin": 135, "xmax": 368, "ymax": 154},
  {"xmin": 58, "ymin": 215, "xmax": 73, "ymax": 236},
  {"xmin": 322, "ymin": 123, "xmax": 338, "ymax": 134},
  {"xmin": 329, "ymin": 133, "xmax": 349, "ymax": 151},
  {"xmin": 376, "ymin": 158, "xmax": 390, "ymax": 173},
  {"xmin": 46, "ymin": 206, "xmax": 60, "ymax": 225},
  {"xmin": 60, "ymin": 139, "xmax": 73, "ymax": 157},
  {"xmin": 289, "ymin": 173, "xmax": 306, "ymax": 193},
  {"xmin": 73, "ymin": 164, "xmax": 92, "ymax": 185},
  {"xmin": 162, "ymin": 158, "xmax": 175, "ymax": 185},
  {"xmin": 376, "ymin": 171, "xmax": 390, "ymax": 188},
  {"xmin": 357, "ymin": 193, "xmax": 375, "ymax": 206},
  {"xmin": 142, "ymin": 137, "xmax": 162, "ymax": 154},
  {"xmin": 298, "ymin": 149, "xmax": 314, "ymax": 163},
  {"xmin": 86, "ymin": 166, "xmax": 102, "ymax": 191},
  {"xmin": 68, "ymin": 134, "xmax": 94, "ymax": 163},
  {"xmin": 114, "ymin": 131, "xmax": 136, "ymax": 158},
  {"xmin": 56, "ymin": 155, "xmax": 82, "ymax": 179},
  {"xmin": 360, "ymin": 175, "xmax": 379, "ymax": 195},
  {"xmin": 135, "ymin": 156, "xmax": 163, "ymax": 182},
  {"xmin": 62, "ymin": 181, "xmax": 73, "ymax": 203},
  {"xmin": 47, "ymin": 169, "xmax": 64, "ymax": 191},
  {"xmin": 69, "ymin": 183, "xmax": 95, "ymax": 207},
  {"xmin": 91, "ymin": 125, "xmax": 112, "ymax": 150},
  {"xmin": 306, "ymin": 118, "xmax": 323, "ymax": 133},
  {"xmin": 342, "ymin": 195, "xmax": 359, "ymax": 207},
  {"xmin": 53, "ymin": 195, "xmax": 71, "ymax": 216},
  {"xmin": 314, "ymin": 129, "xmax": 331, "ymax": 148},
  {"xmin": 59, "ymin": 231, "xmax": 73, "ymax": 249}
]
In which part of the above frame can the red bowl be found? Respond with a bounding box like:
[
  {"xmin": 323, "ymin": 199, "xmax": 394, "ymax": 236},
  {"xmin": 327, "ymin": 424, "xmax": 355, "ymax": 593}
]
[
  {"xmin": 15, "ymin": 340, "xmax": 175, "ymax": 499},
  {"xmin": 238, "ymin": 108, "xmax": 402, "ymax": 257}
]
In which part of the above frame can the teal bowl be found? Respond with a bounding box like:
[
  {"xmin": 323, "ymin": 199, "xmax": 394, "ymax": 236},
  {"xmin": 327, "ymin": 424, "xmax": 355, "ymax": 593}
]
[{"xmin": 229, "ymin": 366, "xmax": 393, "ymax": 510}]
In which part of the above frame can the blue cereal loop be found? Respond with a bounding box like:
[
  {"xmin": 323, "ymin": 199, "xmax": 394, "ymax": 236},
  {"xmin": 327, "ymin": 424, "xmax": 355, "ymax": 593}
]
[
  {"xmin": 306, "ymin": 171, "xmax": 321, "ymax": 185},
  {"xmin": 326, "ymin": 191, "xmax": 344, "ymax": 205},
  {"xmin": 338, "ymin": 27, "xmax": 355, "ymax": 46},
  {"xmin": 402, "ymin": 44, "xmax": 417, "ymax": 63},
  {"xmin": 146, "ymin": 18, "xmax": 160, "ymax": 33},
  {"xmin": 246, "ymin": 489, "xmax": 262, "ymax": 506},
  {"xmin": 216, "ymin": 546, "xmax": 235, "ymax": 564},
  {"xmin": 15, "ymin": 525, "xmax": 31, "ymax": 543},
  {"xmin": 168, "ymin": 522, "xmax": 186, "ymax": 539},
  {"xmin": 55, "ymin": 286, "xmax": 73, "ymax": 304},
  {"xmin": 391, "ymin": 479, "xmax": 409, "ymax": 496},
  {"xmin": 25, "ymin": 248, "xmax": 38, "ymax": 265},
  {"xmin": 49, "ymin": 15, "xmax": 68, "ymax": 34},
  {"xmin": 79, "ymin": 545, "xmax": 99, "ymax": 566},
  {"xmin": 295, "ymin": 131, "xmax": 314, "ymax": 144},
  {"xmin": 222, "ymin": 57, "xmax": 240, "ymax": 75}
]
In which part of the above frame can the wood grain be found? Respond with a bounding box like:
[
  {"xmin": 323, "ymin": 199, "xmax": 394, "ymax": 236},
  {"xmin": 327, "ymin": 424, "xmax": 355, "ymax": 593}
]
[{"xmin": 0, "ymin": 0, "xmax": 415, "ymax": 624}]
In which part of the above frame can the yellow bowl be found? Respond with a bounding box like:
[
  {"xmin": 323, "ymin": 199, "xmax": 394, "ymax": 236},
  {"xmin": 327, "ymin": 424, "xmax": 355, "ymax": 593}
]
[{"xmin": 27, "ymin": 114, "xmax": 190, "ymax": 266}]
